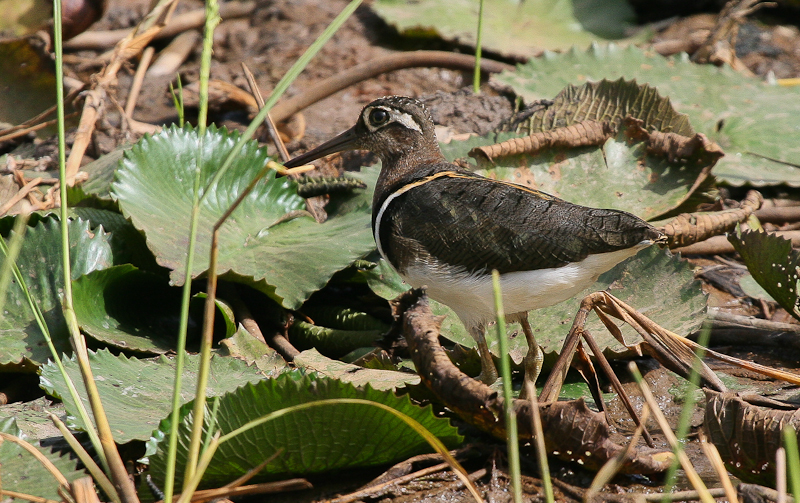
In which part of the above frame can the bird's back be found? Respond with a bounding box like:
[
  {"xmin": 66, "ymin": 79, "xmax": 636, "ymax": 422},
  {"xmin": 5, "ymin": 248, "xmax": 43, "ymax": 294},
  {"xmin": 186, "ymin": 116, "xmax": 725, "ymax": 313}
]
[{"xmin": 373, "ymin": 170, "xmax": 661, "ymax": 329}]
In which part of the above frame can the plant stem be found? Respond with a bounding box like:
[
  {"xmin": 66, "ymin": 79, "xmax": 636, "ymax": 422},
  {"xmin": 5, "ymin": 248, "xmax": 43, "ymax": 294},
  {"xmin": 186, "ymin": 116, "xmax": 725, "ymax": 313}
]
[
  {"xmin": 200, "ymin": 0, "xmax": 363, "ymax": 202},
  {"xmin": 492, "ymin": 271, "xmax": 521, "ymax": 502},
  {"xmin": 182, "ymin": 0, "xmax": 221, "ymax": 489},
  {"xmin": 54, "ymin": 1, "xmax": 137, "ymax": 501},
  {"xmin": 473, "ymin": 0, "xmax": 485, "ymax": 94},
  {"xmin": 785, "ymin": 425, "xmax": 800, "ymax": 502},
  {"xmin": 165, "ymin": 2, "xmax": 364, "ymax": 498},
  {"xmin": 660, "ymin": 324, "xmax": 712, "ymax": 503}
]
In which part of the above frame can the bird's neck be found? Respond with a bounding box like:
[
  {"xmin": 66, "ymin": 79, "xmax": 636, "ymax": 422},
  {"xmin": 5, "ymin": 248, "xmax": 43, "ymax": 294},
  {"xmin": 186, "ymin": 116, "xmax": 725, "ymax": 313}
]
[{"xmin": 372, "ymin": 148, "xmax": 448, "ymax": 213}]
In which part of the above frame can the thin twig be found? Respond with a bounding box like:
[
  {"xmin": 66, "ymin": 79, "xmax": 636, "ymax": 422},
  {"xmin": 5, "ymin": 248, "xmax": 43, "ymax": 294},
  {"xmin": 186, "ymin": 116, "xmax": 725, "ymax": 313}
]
[
  {"xmin": 585, "ymin": 406, "xmax": 651, "ymax": 502},
  {"xmin": 125, "ymin": 46, "xmax": 155, "ymax": 118},
  {"xmin": 0, "ymin": 489, "xmax": 60, "ymax": 503},
  {"xmin": 240, "ymin": 63, "xmax": 290, "ymax": 162},
  {"xmin": 327, "ymin": 462, "xmax": 451, "ymax": 503},
  {"xmin": 270, "ymin": 51, "xmax": 514, "ymax": 123},
  {"xmin": 672, "ymin": 231, "xmax": 800, "ymax": 255},
  {"xmin": 64, "ymin": 2, "xmax": 256, "ymax": 51},
  {"xmin": 708, "ymin": 309, "xmax": 800, "ymax": 334},
  {"xmin": 0, "ymin": 177, "xmax": 41, "ymax": 217},
  {"xmin": 0, "ymin": 117, "xmax": 69, "ymax": 143},
  {"xmin": 630, "ymin": 364, "xmax": 716, "ymax": 503},
  {"xmin": 637, "ymin": 488, "xmax": 727, "ymax": 501},
  {"xmin": 47, "ymin": 413, "xmax": 119, "ymax": 503},
  {"xmin": 222, "ymin": 449, "xmax": 285, "ymax": 488},
  {"xmin": 698, "ymin": 431, "xmax": 739, "ymax": 503}
]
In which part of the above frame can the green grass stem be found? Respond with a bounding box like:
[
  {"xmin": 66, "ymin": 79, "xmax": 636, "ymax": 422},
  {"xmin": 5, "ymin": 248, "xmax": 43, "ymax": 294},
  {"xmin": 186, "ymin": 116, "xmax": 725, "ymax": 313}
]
[
  {"xmin": 49, "ymin": 0, "xmax": 109, "ymax": 475},
  {"xmin": 181, "ymin": 0, "xmax": 222, "ymax": 488},
  {"xmin": 491, "ymin": 270, "xmax": 522, "ymax": 502},
  {"xmin": 200, "ymin": 0, "xmax": 363, "ymax": 201},
  {"xmin": 472, "ymin": 0, "xmax": 485, "ymax": 94},
  {"xmin": 660, "ymin": 324, "xmax": 712, "ymax": 502},
  {"xmin": 785, "ymin": 425, "xmax": 800, "ymax": 502},
  {"xmin": 164, "ymin": 2, "xmax": 362, "ymax": 500}
]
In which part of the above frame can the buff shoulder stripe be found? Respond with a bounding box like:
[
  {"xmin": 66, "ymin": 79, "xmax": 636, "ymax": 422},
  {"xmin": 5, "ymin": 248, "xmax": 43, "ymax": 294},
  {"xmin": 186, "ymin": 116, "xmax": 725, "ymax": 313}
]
[
  {"xmin": 416, "ymin": 171, "xmax": 557, "ymax": 200},
  {"xmin": 373, "ymin": 171, "xmax": 555, "ymax": 263}
]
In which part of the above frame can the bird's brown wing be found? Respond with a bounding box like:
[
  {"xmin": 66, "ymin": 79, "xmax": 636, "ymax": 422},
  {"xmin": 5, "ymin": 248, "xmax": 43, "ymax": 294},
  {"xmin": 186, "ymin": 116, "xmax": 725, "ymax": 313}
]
[{"xmin": 378, "ymin": 172, "xmax": 660, "ymax": 275}]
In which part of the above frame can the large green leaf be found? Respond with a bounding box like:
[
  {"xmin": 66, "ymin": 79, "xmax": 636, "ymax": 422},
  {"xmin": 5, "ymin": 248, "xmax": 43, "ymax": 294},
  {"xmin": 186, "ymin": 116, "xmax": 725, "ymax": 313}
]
[
  {"xmin": 495, "ymin": 44, "xmax": 800, "ymax": 186},
  {"xmin": 372, "ymin": 0, "xmax": 646, "ymax": 58},
  {"xmin": 148, "ymin": 372, "xmax": 461, "ymax": 487},
  {"xmin": 39, "ymin": 349, "xmax": 265, "ymax": 443},
  {"xmin": 72, "ymin": 265, "xmax": 183, "ymax": 354},
  {"xmin": 436, "ymin": 80, "xmax": 714, "ymax": 220},
  {"xmin": 0, "ymin": 417, "xmax": 86, "ymax": 501},
  {"xmin": 729, "ymin": 228, "xmax": 800, "ymax": 321},
  {"xmin": 481, "ymin": 129, "xmax": 702, "ymax": 221},
  {"xmin": 111, "ymin": 125, "xmax": 377, "ymax": 309},
  {"xmin": 0, "ymin": 217, "xmax": 113, "ymax": 369},
  {"xmin": 364, "ymin": 246, "xmax": 706, "ymax": 364}
]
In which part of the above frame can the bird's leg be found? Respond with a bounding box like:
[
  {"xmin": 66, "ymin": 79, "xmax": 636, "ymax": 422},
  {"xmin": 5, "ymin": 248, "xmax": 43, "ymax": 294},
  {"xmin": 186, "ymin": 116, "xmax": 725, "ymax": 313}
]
[
  {"xmin": 518, "ymin": 316, "xmax": 544, "ymax": 400},
  {"xmin": 471, "ymin": 327, "xmax": 498, "ymax": 384}
]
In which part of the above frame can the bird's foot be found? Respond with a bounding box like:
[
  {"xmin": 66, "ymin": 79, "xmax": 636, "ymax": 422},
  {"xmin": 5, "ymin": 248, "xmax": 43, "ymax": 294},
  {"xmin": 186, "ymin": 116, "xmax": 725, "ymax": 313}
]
[
  {"xmin": 518, "ymin": 344, "xmax": 544, "ymax": 400},
  {"xmin": 476, "ymin": 366, "xmax": 499, "ymax": 385}
]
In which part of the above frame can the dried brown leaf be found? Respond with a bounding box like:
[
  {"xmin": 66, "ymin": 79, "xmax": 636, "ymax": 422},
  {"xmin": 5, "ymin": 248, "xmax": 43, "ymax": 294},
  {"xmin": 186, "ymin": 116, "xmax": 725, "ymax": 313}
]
[{"xmin": 705, "ymin": 389, "xmax": 800, "ymax": 484}]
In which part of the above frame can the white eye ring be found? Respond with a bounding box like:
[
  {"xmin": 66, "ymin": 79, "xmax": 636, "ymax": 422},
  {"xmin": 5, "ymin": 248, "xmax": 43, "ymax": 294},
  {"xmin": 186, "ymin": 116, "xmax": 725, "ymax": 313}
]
[{"xmin": 368, "ymin": 108, "xmax": 390, "ymax": 126}]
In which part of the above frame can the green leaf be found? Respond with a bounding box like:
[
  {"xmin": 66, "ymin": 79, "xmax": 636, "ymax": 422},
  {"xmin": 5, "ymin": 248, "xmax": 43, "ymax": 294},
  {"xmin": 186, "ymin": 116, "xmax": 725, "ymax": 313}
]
[
  {"xmin": 111, "ymin": 125, "xmax": 376, "ymax": 309},
  {"xmin": 494, "ymin": 44, "xmax": 800, "ymax": 186},
  {"xmin": 365, "ymin": 246, "xmax": 706, "ymax": 363},
  {"xmin": 70, "ymin": 146, "xmax": 128, "ymax": 202},
  {"xmin": 148, "ymin": 372, "xmax": 461, "ymax": 487},
  {"xmin": 372, "ymin": 0, "xmax": 646, "ymax": 58},
  {"xmin": 0, "ymin": 417, "xmax": 86, "ymax": 501},
  {"xmin": 728, "ymin": 228, "xmax": 800, "ymax": 321},
  {"xmin": 72, "ymin": 265, "xmax": 184, "ymax": 354},
  {"xmin": 295, "ymin": 348, "xmax": 420, "ymax": 390},
  {"xmin": 739, "ymin": 273, "xmax": 776, "ymax": 302},
  {"xmin": 479, "ymin": 129, "xmax": 703, "ymax": 221},
  {"xmin": 289, "ymin": 320, "xmax": 385, "ymax": 359},
  {"xmin": 68, "ymin": 207, "xmax": 164, "ymax": 272},
  {"xmin": 0, "ymin": 397, "xmax": 64, "ymax": 441},
  {"xmin": 0, "ymin": 217, "xmax": 113, "ymax": 369},
  {"xmin": 217, "ymin": 326, "xmax": 287, "ymax": 376},
  {"xmin": 39, "ymin": 349, "xmax": 265, "ymax": 443},
  {"xmin": 501, "ymin": 78, "xmax": 695, "ymax": 136},
  {"xmin": 438, "ymin": 80, "xmax": 714, "ymax": 220}
]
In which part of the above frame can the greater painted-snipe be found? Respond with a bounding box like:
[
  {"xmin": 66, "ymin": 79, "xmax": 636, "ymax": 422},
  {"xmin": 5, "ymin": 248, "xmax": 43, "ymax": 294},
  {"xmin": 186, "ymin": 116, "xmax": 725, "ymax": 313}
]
[{"xmin": 284, "ymin": 96, "xmax": 663, "ymax": 390}]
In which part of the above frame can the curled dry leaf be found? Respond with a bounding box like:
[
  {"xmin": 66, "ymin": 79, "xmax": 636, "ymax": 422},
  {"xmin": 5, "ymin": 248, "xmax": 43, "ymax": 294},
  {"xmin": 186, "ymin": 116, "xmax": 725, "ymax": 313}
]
[
  {"xmin": 469, "ymin": 115, "xmax": 724, "ymax": 174},
  {"xmin": 704, "ymin": 389, "xmax": 800, "ymax": 484},
  {"xmin": 468, "ymin": 120, "xmax": 613, "ymax": 164},
  {"xmin": 391, "ymin": 288, "xmax": 673, "ymax": 474},
  {"xmin": 623, "ymin": 117, "xmax": 724, "ymax": 167},
  {"xmin": 661, "ymin": 190, "xmax": 764, "ymax": 248}
]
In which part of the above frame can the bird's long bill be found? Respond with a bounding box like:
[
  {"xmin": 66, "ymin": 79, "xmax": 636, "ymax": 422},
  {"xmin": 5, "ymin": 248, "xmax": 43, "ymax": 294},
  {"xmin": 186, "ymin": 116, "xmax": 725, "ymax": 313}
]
[{"xmin": 283, "ymin": 126, "xmax": 359, "ymax": 168}]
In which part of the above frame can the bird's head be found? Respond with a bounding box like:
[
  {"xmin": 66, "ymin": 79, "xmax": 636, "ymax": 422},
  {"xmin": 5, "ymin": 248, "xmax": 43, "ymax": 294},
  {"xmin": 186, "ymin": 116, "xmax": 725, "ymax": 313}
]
[{"xmin": 283, "ymin": 96, "xmax": 442, "ymax": 169}]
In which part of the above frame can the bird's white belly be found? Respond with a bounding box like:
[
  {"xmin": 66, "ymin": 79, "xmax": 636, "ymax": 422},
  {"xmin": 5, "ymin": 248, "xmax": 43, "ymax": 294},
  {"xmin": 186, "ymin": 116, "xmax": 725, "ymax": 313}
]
[{"xmin": 398, "ymin": 243, "xmax": 651, "ymax": 331}]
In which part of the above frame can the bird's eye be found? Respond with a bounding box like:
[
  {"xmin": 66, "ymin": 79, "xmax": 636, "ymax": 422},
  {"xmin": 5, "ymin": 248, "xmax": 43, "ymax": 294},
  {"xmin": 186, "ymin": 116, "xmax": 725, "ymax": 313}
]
[{"xmin": 368, "ymin": 108, "xmax": 390, "ymax": 126}]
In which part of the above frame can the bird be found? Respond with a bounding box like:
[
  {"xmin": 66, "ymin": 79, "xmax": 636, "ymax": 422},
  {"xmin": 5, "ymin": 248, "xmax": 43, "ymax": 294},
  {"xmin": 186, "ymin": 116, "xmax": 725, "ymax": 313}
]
[{"xmin": 283, "ymin": 96, "xmax": 664, "ymax": 390}]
